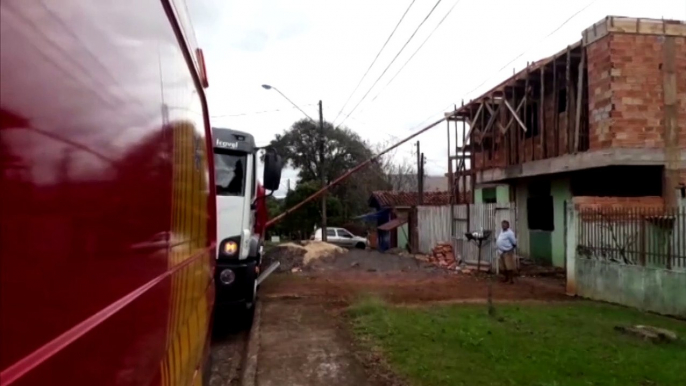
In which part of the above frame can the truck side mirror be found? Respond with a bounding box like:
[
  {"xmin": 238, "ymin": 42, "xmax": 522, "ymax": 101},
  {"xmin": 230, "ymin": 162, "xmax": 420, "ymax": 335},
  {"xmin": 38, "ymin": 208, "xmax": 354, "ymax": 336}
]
[{"xmin": 263, "ymin": 149, "xmax": 283, "ymax": 191}]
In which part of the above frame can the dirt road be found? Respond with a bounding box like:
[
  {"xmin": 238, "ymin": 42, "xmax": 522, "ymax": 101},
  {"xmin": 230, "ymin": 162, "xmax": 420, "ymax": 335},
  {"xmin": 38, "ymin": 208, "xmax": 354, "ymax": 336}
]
[
  {"xmin": 209, "ymin": 310, "xmax": 251, "ymax": 386},
  {"xmin": 255, "ymin": 298, "xmax": 378, "ymax": 386},
  {"xmin": 237, "ymin": 247, "xmax": 568, "ymax": 386}
]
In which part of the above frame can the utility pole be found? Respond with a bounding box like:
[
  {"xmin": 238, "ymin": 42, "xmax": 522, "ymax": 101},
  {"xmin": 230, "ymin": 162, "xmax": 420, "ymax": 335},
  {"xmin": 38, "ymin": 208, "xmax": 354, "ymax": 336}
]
[
  {"xmin": 319, "ymin": 100, "xmax": 327, "ymax": 242},
  {"xmin": 416, "ymin": 141, "xmax": 425, "ymax": 205},
  {"xmin": 416, "ymin": 141, "xmax": 421, "ymax": 204},
  {"xmin": 419, "ymin": 153, "xmax": 425, "ymax": 204}
]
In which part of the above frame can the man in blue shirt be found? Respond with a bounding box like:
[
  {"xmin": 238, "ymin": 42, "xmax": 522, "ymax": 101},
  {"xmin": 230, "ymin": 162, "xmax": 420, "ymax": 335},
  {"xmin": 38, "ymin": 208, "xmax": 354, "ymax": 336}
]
[{"xmin": 496, "ymin": 220, "xmax": 517, "ymax": 283}]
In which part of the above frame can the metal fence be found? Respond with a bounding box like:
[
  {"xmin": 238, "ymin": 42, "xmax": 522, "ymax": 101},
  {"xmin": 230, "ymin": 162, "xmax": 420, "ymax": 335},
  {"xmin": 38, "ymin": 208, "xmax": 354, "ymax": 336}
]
[
  {"xmin": 453, "ymin": 203, "xmax": 516, "ymax": 268},
  {"xmin": 576, "ymin": 206, "xmax": 686, "ymax": 270}
]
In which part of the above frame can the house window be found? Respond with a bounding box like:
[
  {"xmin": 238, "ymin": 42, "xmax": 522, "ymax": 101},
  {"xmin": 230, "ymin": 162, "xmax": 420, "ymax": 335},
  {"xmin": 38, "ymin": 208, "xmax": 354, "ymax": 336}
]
[
  {"xmin": 557, "ymin": 88, "xmax": 567, "ymax": 113},
  {"xmin": 482, "ymin": 187, "xmax": 497, "ymax": 203}
]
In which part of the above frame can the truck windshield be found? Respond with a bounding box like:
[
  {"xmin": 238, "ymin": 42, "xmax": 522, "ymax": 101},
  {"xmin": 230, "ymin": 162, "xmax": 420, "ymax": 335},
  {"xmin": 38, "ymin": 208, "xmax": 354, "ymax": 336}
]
[{"xmin": 214, "ymin": 150, "xmax": 247, "ymax": 196}]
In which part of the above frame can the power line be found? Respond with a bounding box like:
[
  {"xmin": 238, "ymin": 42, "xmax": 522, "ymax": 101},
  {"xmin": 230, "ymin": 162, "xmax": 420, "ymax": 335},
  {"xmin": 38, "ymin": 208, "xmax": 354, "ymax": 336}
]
[
  {"xmin": 369, "ymin": 0, "xmax": 463, "ymax": 104},
  {"xmin": 332, "ymin": 0, "xmax": 418, "ymax": 124},
  {"xmin": 335, "ymin": 0, "xmax": 444, "ymax": 129},
  {"xmin": 462, "ymin": 0, "xmax": 599, "ymax": 99},
  {"xmin": 210, "ymin": 104, "xmax": 316, "ymax": 118},
  {"xmin": 408, "ymin": 0, "xmax": 600, "ymax": 132}
]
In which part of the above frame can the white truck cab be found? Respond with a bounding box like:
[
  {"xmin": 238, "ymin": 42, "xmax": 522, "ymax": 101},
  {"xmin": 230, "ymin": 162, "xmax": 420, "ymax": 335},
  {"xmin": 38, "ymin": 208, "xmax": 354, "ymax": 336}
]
[{"xmin": 212, "ymin": 127, "xmax": 281, "ymax": 308}]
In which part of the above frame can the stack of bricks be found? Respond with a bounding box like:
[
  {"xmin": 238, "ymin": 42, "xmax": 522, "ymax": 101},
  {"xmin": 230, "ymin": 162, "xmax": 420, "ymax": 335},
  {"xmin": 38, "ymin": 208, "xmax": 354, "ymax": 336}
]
[{"xmin": 429, "ymin": 243, "xmax": 457, "ymax": 270}]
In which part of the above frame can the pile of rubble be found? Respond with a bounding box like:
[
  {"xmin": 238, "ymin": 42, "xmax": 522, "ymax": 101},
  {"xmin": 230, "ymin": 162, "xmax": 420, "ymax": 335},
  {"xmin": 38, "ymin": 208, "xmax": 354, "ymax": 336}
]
[{"xmin": 428, "ymin": 243, "xmax": 458, "ymax": 270}]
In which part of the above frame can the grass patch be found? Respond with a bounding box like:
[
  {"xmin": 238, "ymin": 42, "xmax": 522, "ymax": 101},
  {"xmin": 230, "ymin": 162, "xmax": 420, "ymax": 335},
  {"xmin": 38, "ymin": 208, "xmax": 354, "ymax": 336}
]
[{"xmin": 348, "ymin": 298, "xmax": 686, "ymax": 386}]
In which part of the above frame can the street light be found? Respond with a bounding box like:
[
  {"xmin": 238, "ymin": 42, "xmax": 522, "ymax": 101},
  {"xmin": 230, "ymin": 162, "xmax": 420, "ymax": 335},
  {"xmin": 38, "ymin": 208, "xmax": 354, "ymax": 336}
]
[
  {"xmin": 261, "ymin": 84, "xmax": 315, "ymax": 122},
  {"xmin": 261, "ymin": 84, "xmax": 328, "ymax": 242}
]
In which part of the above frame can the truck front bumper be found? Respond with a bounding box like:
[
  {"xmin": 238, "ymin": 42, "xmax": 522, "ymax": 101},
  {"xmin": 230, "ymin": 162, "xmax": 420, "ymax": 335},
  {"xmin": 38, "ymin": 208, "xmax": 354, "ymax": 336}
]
[{"xmin": 214, "ymin": 260, "xmax": 257, "ymax": 306}]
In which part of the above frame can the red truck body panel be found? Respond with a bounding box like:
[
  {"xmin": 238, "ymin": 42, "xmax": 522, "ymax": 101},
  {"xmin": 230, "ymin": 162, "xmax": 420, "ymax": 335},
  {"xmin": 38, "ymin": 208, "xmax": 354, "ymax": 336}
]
[
  {"xmin": 254, "ymin": 184, "xmax": 268, "ymax": 237},
  {"xmin": 0, "ymin": 1, "xmax": 216, "ymax": 385}
]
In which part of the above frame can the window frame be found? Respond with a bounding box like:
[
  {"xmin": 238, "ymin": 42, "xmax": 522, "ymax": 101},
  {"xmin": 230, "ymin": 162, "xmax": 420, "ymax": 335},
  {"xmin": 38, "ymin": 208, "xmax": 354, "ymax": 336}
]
[{"xmin": 214, "ymin": 149, "xmax": 248, "ymax": 197}]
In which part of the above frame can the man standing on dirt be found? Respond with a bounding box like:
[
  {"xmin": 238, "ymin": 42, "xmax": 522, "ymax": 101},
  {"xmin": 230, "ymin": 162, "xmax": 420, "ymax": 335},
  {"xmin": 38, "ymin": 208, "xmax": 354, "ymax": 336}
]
[{"xmin": 496, "ymin": 220, "xmax": 517, "ymax": 283}]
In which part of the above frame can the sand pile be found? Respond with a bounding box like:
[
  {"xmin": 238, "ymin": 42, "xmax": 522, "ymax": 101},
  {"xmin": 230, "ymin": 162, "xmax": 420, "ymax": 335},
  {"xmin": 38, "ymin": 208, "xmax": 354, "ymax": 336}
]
[{"xmin": 262, "ymin": 241, "xmax": 346, "ymax": 272}]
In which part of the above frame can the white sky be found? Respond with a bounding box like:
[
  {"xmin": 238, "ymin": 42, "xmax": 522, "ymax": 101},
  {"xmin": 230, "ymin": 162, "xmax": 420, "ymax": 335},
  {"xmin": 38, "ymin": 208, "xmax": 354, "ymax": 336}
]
[{"xmin": 187, "ymin": 0, "xmax": 686, "ymax": 195}]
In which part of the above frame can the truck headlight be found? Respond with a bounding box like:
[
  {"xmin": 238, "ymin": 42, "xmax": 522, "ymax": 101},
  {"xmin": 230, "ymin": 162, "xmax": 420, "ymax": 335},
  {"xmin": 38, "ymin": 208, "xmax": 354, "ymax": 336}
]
[
  {"xmin": 223, "ymin": 241, "xmax": 238, "ymax": 256},
  {"xmin": 219, "ymin": 269, "xmax": 235, "ymax": 285}
]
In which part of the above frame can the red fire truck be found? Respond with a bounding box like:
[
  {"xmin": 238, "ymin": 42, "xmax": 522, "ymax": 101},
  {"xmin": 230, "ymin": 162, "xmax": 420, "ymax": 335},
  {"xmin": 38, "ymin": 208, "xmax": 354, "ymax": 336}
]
[{"xmin": 0, "ymin": 1, "xmax": 279, "ymax": 385}]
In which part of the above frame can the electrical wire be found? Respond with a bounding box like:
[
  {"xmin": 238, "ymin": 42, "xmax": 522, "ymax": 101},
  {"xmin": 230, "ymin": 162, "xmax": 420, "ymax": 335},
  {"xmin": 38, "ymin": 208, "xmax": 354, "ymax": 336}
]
[
  {"xmin": 369, "ymin": 0, "xmax": 463, "ymax": 104},
  {"xmin": 335, "ymin": 0, "xmax": 444, "ymax": 129},
  {"xmin": 406, "ymin": 0, "xmax": 600, "ymax": 133},
  {"xmin": 210, "ymin": 104, "xmax": 316, "ymax": 118},
  {"xmin": 332, "ymin": 0, "xmax": 418, "ymax": 124},
  {"xmin": 462, "ymin": 0, "xmax": 599, "ymax": 99}
]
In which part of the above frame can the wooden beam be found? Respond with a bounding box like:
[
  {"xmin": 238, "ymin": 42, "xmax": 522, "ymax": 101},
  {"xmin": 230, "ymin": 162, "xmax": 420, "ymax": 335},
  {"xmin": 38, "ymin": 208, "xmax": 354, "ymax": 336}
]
[
  {"xmin": 553, "ymin": 53, "xmax": 559, "ymax": 156},
  {"xmin": 462, "ymin": 103, "xmax": 469, "ymax": 202},
  {"xmin": 447, "ymin": 120, "xmax": 454, "ymax": 207},
  {"xmin": 449, "ymin": 153, "xmax": 473, "ymax": 160},
  {"xmin": 503, "ymin": 99, "xmax": 528, "ymax": 133},
  {"xmin": 482, "ymin": 102, "xmax": 503, "ymax": 139},
  {"xmin": 565, "ymin": 46, "xmax": 572, "ymax": 154},
  {"xmin": 526, "ymin": 68, "xmax": 532, "ymax": 162},
  {"xmin": 480, "ymin": 98, "xmax": 486, "ymax": 168},
  {"xmin": 511, "ymin": 86, "xmax": 518, "ymax": 165},
  {"xmin": 524, "ymin": 68, "xmax": 530, "ymax": 162},
  {"xmin": 466, "ymin": 101, "xmax": 484, "ymax": 129},
  {"xmin": 502, "ymin": 98, "xmax": 526, "ymax": 134},
  {"xmin": 574, "ymin": 46, "xmax": 586, "ymax": 153},
  {"xmin": 540, "ymin": 65, "xmax": 546, "ymax": 159}
]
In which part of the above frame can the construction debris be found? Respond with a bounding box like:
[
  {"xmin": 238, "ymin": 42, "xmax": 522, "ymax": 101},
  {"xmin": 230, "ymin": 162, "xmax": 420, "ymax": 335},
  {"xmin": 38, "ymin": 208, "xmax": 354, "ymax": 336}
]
[
  {"xmin": 262, "ymin": 241, "xmax": 346, "ymax": 273},
  {"xmin": 428, "ymin": 243, "xmax": 458, "ymax": 270},
  {"xmin": 614, "ymin": 325, "xmax": 678, "ymax": 343}
]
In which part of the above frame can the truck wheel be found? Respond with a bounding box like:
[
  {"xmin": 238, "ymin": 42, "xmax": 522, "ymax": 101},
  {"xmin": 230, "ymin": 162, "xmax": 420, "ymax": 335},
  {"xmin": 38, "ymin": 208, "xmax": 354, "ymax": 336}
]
[{"xmin": 355, "ymin": 242, "xmax": 366, "ymax": 249}]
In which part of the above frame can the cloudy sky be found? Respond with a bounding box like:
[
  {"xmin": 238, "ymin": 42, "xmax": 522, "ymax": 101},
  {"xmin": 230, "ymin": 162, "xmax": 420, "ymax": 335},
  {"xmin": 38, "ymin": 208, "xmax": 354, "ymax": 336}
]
[{"xmin": 186, "ymin": 0, "xmax": 685, "ymax": 195}]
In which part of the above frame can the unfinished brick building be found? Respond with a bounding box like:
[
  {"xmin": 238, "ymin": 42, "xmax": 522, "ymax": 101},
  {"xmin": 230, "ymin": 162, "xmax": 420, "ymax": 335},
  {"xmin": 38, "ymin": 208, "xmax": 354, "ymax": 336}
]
[{"xmin": 446, "ymin": 16, "xmax": 686, "ymax": 267}]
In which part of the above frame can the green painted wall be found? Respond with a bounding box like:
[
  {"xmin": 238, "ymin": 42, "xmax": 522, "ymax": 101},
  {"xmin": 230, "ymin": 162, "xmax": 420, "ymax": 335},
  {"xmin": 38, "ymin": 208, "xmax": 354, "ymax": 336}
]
[
  {"xmin": 575, "ymin": 258, "xmax": 686, "ymax": 317},
  {"xmin": 530, "ymin": 231, "xmax": 552, "ymax": 265},
  {"xmin": 474, "ymin": 188, "xmax": 484, "ymax": 203},
  {"xmin": 515, "ymin": 182, "xmax": 530, "ymax": 258},
  {"xmin": 398, "ymin": 223, "xmax": 409, "ymax": 250},
  {"xmin": 496, "ymin": 185, "xmax": 510, "ymax": 203},
  {"xmin": 475, "ymin": 185, "xmax": 510, "ymax": 204},
  {"xmin": 551, "ymin": 178, "xmax": 572, "ymax": 268}
]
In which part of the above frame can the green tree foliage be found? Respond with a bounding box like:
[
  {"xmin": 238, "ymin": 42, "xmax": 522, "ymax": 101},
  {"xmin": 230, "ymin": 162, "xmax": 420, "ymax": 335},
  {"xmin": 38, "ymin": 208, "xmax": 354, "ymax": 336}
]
[
  {"xmin": 268, "ymin": 119, "xmax": 390, "ymax": 224},
  {"xmin": 279, "ymin": 181, "xmax": 343, "ymax": 239}
]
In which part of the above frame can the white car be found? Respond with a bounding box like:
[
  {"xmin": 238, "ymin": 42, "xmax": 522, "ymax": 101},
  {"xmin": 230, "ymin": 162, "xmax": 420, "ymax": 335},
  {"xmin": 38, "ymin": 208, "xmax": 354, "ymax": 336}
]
[{"xmin": 312, "ymin": 227, "xmax": 368, "ymax": 249}]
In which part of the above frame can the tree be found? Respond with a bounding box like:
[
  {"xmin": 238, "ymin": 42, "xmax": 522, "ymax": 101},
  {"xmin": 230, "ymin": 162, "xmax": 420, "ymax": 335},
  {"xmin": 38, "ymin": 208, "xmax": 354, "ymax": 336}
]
[
  {"xmin": 269, "ymin": 119, "xmax": 374, "ymax": 184},
  {"xmin": 269, "ymin": 119, "xmax": 389, "ymax": 220},
  {"xmin": 279, "ymin": 181, "xmax": 343, "ymax": 239},
  {"xmin": 371, "ymin": 141, "xmax": 418, "ymax": 192}
]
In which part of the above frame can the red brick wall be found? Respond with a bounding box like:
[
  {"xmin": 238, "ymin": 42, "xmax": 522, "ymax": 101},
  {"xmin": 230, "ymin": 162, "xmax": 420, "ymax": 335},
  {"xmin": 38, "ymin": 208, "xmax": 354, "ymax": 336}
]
[
  {"xmin": 572, "ymin": 196, "xmax": 664, "ymax": 210},
  {"xmin": 587, "ymin": 34, "xmax": 613, "ymax": 149},
  {"xmin": 471, "ymin": 31, "xmax": 685, "ymax": 170},
  {"xmin": 587, "ymin": 33, "xmax": 686, "ymax": 150},
  {"xmin": 473, "ymin": 84, "xmax": 572, "ymax": 170}
]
